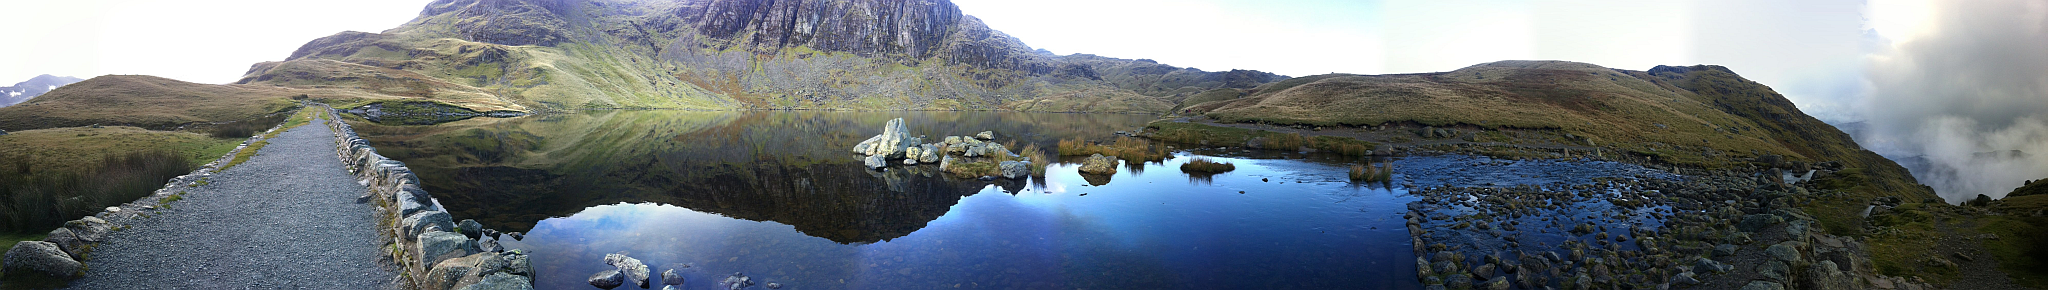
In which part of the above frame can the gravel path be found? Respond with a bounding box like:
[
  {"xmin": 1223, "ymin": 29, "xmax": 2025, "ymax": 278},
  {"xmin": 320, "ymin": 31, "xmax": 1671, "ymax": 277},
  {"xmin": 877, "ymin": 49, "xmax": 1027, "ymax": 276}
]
[{"xmin": 64, "ymin": 117, "xmax": 396, "ymax": 289}]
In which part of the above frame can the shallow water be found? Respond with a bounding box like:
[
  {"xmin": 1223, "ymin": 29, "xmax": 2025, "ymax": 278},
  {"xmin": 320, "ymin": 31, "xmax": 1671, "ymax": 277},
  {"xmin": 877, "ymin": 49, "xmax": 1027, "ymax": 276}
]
[{"xmin": 347, "ymin": 111, "xmax": 1674, "ymax": 289}]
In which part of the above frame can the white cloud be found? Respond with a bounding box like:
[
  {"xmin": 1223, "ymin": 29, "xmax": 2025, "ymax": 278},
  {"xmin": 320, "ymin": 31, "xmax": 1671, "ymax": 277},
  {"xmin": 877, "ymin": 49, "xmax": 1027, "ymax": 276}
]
[
  {"xmin": 0, "ymin": 0, "xmax": 430, "ymax": 84},
  {"xmin": 1861, "ymin": 0, "xmax": 2048, "ymax": 202}
]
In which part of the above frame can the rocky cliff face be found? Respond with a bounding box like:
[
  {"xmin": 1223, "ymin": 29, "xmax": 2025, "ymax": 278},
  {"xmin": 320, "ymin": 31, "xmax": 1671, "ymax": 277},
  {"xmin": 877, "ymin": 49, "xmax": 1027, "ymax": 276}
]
[{"xmin": 239, "ymin": 0, "xmax": 1280, "ymax": 112}]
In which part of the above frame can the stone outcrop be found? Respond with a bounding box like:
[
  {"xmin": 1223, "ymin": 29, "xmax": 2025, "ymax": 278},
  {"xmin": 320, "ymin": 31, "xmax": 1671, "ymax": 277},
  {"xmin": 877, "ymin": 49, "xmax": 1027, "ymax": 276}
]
[
  {"xmin": 3, "ymin": 241, "xmax": 80, "ymax": 278},
  {"xmin": 316, "ymin": 104, "xmax": 534, "ymax": 290},
  {"xmin": 852, "ymin": 118, "xmax": 914, "ymax": 159}
]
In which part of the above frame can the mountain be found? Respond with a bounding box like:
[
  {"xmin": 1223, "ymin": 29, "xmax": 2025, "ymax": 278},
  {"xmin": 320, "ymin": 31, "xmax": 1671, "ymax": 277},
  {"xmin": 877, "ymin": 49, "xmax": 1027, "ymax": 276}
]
[
  {"xmin": 0, "ymin": 74, "xmax": 86, "ymax": 107},
  {"xmin": 237, "ymin": 0, "xmax": 1285, "ymax": 113}
]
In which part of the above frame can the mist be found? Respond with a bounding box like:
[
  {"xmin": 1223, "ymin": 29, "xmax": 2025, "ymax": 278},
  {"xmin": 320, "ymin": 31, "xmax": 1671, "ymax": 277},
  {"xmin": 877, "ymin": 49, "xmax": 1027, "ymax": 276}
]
[{"xmin": 1861, "ymin": 0, "xmax": 2048, "ymax": 202}]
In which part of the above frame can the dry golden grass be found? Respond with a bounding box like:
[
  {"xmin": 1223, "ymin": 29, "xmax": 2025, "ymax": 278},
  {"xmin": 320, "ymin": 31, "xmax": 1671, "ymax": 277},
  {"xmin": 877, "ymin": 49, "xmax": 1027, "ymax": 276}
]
[
  {"xmin": 1349, "ymin": 162, "xmax": 1393, "ymax": 182},
  {"xmin": 1179, "ymin": 157, "xmax": 1236, "ymax": 174},
  {"xmin": 1058, "ymin": 136, "xmax": 1167, "ymax": 162},
  {"xmin": 1018, "ymin": 143, "xmax": 1049, "ymax": 177},
  {"xmin": 1187, "ymin": 61, "xmax": 1800, "ymax": 168}
]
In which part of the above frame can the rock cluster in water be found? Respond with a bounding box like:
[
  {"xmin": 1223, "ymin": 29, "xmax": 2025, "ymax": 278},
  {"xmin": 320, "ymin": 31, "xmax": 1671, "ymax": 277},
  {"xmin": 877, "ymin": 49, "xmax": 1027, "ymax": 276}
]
[{"xmin": 852, "ymin": 118, "xmax": 1032, "ymax": 179}]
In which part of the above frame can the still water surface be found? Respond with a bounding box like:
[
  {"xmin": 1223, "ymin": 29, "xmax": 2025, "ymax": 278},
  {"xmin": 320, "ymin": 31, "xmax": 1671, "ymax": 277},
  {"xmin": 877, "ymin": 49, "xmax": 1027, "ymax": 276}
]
[{"xmin": 347, "ymin": 111, "xmax": 1661, "ymax": 289}]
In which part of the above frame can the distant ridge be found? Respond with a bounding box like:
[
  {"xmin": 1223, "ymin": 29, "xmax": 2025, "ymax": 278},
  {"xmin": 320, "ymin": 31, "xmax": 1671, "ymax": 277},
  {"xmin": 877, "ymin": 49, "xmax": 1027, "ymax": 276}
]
[{"xmin": 0, "ymin": 74, "xmax": 86, "ymax": 107}]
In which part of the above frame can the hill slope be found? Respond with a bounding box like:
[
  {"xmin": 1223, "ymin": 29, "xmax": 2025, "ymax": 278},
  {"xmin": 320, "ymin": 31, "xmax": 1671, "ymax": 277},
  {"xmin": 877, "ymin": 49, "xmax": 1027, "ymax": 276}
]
[
  {"xmin": 1180, "ymin": 60, "xmax": 1935, "ymax": 209},
  {"xmin": 237, "ymin": 0, "xmax": 1284, "ymax": 112},
  {"xmin": 0, "ymin": 74, "xmax": 86, "ymax": 107},
  {"xmin": 0, "ymin": 75, "xmax": 404, "ymax": 131}
]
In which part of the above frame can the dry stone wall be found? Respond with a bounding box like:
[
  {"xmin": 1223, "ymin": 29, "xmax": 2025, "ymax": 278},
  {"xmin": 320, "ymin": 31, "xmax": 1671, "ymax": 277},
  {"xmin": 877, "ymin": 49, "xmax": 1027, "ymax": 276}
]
[{"xmin": 319, "ymin": 105, "xmax": 536, "ymax": 290}]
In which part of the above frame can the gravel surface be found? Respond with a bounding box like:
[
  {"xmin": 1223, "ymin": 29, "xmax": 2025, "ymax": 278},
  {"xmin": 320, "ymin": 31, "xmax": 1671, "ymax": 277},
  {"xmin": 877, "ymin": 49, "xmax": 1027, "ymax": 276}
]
[{"xmin": 64, "ymin": 117, "xmax": 396, "ymax": 289}]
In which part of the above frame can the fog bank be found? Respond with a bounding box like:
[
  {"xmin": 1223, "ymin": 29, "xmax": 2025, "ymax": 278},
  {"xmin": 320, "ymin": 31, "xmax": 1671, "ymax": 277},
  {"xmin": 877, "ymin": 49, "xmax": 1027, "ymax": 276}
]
[{"xmin": 1861, "ymin": 0, "xmax": 2048, "ymax": 202}]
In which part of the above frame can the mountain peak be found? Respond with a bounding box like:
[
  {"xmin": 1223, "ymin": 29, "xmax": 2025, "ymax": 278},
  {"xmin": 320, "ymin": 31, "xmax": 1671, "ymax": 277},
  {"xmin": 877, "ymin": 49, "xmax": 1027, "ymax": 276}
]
[{"xmin": 0, "ymin": 74, "xmax": 87, "ymax": 107}]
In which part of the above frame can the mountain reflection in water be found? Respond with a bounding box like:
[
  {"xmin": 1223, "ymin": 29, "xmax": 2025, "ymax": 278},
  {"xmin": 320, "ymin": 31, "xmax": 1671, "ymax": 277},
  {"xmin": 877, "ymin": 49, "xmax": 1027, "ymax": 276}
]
[{"xmin": 345, "ymin": 110, "xmax": 1153, "ymax": 244}]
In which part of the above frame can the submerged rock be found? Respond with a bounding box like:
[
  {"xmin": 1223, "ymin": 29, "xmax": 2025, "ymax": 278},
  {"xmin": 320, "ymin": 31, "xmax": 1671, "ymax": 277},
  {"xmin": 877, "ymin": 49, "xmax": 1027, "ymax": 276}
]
[
  {"xmin": 589, "ymin": 269, "xmax": 625, "ymax": 289},
  {"xmin": 605, "ymin": 253, "xmax": 651, "ymax": 288},
  {"xmin": 3, "ymin": 241, "xmax": 80, "ymax": 279},
  {"xmin": 663, "ymin": 269, "xmax": 685, "ymax": 285},
  {"xmin": 722, "ymin": 272, "xmax": 756, "ymax": 290},
  {"xmin": 1079, "ymin": 154, "xmax": 1118, "ymax": 175}
]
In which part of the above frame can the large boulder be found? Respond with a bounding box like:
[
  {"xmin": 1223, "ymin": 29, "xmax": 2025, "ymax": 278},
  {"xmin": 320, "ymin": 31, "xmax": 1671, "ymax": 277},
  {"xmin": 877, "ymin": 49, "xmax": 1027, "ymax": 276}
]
[
  {"xmin": 853, "ymin": 118, "xmax": 913, "ymax": 158},
  {"xmin": 3, "ymin": 241, "xmax": 80, "ymax": 278},
  {"xmin": 605, "ymin": 253, "xmax": 651, "ymax": 288},
  {"xmin": 1079, "ymin": 154, "xmax": 1119, "ymax": 175},
  {"xmin": 417, "ymin": 231, "xmax": 480, "ymax": 268},
  {"xmin": 999, "ymin": 161, "xmax": 1029, "ymax": 179}
]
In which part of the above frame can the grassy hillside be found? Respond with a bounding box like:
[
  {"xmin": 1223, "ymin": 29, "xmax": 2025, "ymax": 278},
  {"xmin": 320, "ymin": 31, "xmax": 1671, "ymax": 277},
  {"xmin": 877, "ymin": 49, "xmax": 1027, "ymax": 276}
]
[{"xmin": 1179, "ymin": 60, "xmax": 1935, "ymax": 226}]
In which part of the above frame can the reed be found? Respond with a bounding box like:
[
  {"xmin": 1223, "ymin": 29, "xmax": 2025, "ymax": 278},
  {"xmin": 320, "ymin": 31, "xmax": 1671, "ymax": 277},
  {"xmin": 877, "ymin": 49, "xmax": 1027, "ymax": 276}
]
[
  {"xmin": 1349, "ymin": 162, "xmax": 1394, "ymax": 182},
  {"xmin": 2, "ymin": 150, "xmax": 193, "ymax": 233},
  {"xmin": 1018, "ymin": 143, "xmax": 1048, "ymax": 177},
  {"xmin": 1057, "ymin": 136, "xmax": 1168, "ymax": 162},
  {"xmin": 1179, "ymin": 157, "xmax": 1236, "ymax": 174}
]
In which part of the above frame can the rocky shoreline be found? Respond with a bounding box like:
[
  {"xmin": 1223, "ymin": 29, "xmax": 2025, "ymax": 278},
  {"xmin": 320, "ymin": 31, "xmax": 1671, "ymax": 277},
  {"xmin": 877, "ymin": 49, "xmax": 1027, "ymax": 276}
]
[{"xmin": 319, "ymin": 104, "xmax": 537, "ymax": 290}]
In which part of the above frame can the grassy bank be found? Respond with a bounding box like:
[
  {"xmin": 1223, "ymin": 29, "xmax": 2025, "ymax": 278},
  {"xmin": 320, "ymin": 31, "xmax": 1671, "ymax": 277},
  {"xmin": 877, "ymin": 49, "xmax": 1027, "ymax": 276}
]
[{"xmin": 1146, "ymin": 121, "xmax": 1378, "ymax": 155}]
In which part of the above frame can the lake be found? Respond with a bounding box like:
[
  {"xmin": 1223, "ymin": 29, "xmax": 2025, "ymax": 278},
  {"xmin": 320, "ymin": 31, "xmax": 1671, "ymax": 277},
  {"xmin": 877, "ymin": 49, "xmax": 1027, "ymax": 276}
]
[{"xmin": 346, "ymin": 110, "xmax": 1672, "ymax": 289}]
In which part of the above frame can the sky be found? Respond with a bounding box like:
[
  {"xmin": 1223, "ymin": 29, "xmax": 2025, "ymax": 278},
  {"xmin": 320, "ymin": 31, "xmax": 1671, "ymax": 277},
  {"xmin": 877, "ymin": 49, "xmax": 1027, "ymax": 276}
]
[
  {"xmin": 2, "ymin": 0, "xmax": 2038, "ymax": 200},
  {"xmin": 0, "ymin": 0, "xmax": 430, "ymax": 86}
]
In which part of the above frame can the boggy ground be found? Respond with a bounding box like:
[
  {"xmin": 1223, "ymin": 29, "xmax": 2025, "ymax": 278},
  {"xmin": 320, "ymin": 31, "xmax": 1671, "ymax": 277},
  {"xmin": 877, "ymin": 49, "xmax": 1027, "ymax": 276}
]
[{"xmin": 1138, "ymin": 118, "xmax": 2036, "ymax": 290}]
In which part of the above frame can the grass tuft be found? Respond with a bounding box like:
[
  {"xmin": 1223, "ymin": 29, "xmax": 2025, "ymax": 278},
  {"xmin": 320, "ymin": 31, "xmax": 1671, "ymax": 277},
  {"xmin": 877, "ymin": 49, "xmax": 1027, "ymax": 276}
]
[
  {"xmin": 1179, "ymin": 157, "xmax": 1236, "ymax": 174},
  {"xmin": 1349, "ymin": 162, "xmax": 1394, "ymax": 182},
  {"xmin": 1057, "ymin": 136, "xmax": 1168, "ymax": 162}
]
